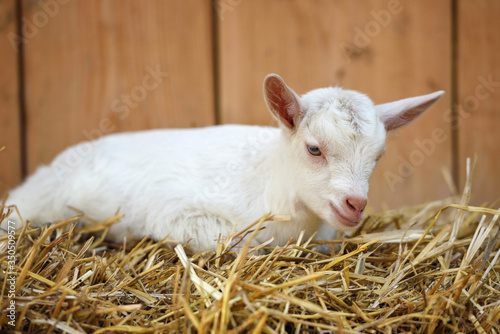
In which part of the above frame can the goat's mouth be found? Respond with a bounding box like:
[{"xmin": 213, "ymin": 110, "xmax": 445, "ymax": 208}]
[{"xmin": 330, "ymin": 203, "xmax": 361, "ymax": 227}]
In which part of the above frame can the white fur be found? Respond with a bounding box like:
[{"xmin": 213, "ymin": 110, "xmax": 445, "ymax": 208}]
[{"xmin": 1, "ymin": 74, "xmax": 444, "ymax": 253}]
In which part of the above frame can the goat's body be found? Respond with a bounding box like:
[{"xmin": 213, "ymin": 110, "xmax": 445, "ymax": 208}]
[{"xmin": 5, "ymin": 125, "xmax": 325, "ymax": 252}]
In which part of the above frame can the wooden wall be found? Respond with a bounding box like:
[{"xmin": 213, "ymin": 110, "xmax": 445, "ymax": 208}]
[
  {"xmin": 0, "ymin": 0, "xmax": 22, "ymax": 196},
  {"xmin": 457, "ymin": 0, "xmax": 500, "ymax": 205},
  {"xmin": 0, "ymin": 0, "xmax": 498, "ymax": 211}
]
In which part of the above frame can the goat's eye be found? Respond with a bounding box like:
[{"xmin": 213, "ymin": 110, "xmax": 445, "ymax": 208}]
[{"xmin": 307, "ymin": 145, "xmax": 322, "ymax": 156}]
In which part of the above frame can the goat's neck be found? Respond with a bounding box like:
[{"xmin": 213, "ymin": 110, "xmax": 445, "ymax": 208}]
[{"xmin": 257, "ymin": 131, "xmax": 301, "ymax": 213}]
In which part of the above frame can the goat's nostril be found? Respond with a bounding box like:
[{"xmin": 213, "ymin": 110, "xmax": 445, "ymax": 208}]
[{"xmin": 345, "ymin": 197, "xmax": 368, "ymax": 213}]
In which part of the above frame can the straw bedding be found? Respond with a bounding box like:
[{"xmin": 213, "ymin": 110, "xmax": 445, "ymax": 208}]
[{"xmin": 1, "ymin": 171, "xmax": 499, "ymax": 333}]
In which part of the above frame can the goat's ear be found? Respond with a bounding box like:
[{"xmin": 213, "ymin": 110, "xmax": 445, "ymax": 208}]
[
  {"xmin": 376, "ymin": 91, "xmax": 444, "ymax": 131},
  {"xmin": 264, "ymin": 74, "xmax": 301, "ymax": 129}
]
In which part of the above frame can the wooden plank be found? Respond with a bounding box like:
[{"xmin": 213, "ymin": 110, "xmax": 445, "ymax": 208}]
[
  {"xmin": 23, "ymin": 0, "xmax": 215, "ymax": 174},
  {"xmin": 0, "ymin": 0, "xmax": 22, "ymax": 195},
  {"xmin": 218, "ymin": 0, "xmax": 451, "ymax": 210},
  {"xmin": 458, "ymin": 0, "xmax": 500, "ymax": 205}
]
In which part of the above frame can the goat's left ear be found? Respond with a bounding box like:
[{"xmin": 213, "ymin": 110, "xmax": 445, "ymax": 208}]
[{"xmin": 376, "ymin": 91, "xmax": 445, "ymax": 131}]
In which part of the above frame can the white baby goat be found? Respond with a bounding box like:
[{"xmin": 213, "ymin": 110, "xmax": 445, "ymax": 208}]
[{"xmin": 1, "ymin": 74, "xmax": 443, "ymax": 253}]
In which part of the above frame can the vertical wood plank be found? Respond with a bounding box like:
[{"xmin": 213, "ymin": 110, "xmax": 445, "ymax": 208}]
[
  {"xmin": 23, "ymin": 0, "xmax": 214, "ymax": 174},
  {"xmin": 0, "ymin": 0, "xmax": 22, "ymax": 195},
  {"xmin": 458, "ymin": 0, "xmax": 500, "ymax": 205},
  {"xmin": 218, "ymin": 0, "xmax": 451, "ymax": 210}
]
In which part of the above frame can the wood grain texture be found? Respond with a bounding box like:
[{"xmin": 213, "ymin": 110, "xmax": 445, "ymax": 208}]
[
  {"xmin": 218, "ymin": 0, "xmax": 452, "ymax": 210},
  {"xmin": 458, "ymin": 0, "xmax": 500, "ymax": 205},
  {"xmin": 23, "ymin": 0, "xmax": 215, "ymax": 173},
  {"xmin": 0, "ymin": 0, "xmax": 22, "ymax": 195}
]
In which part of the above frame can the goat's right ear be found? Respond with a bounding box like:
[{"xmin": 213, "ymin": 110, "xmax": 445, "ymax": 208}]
[{"xmin": 264, "ymin": 74, "xmax": 301, "ymax": 129}]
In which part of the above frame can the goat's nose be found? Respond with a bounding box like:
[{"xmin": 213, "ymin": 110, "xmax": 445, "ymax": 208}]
[{"xmin": 345, "ymin": 196, "xmax": 367, "ymax": 214}]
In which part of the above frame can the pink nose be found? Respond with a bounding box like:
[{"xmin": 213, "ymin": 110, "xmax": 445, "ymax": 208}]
[{"xmin": 345, "ymin": 196, "xmax": 367, "ymax": 214}]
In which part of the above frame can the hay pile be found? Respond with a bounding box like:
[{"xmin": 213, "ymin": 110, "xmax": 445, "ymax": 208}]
[{"xmin": 1, "ymin": 179, "xmax": 499, "ymax": 333}]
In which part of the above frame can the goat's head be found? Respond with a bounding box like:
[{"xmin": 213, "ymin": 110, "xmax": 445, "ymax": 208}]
[{"xmin": 264, "ymin": 74, "xmax": 444, "ymax": 231}]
